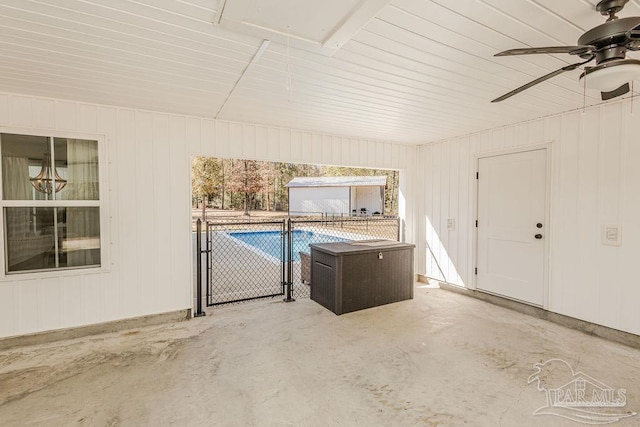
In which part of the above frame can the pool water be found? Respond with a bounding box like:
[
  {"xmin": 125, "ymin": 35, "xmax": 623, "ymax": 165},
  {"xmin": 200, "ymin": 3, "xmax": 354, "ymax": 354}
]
[{"xmin": 228, "ymin": 230, "xmax": 347, "ymax": 261}]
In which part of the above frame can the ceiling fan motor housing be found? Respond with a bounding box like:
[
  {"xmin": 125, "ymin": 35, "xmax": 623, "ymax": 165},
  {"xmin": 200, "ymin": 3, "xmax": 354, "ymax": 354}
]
[
  {"xmin": 597, "ymin": 45, "xmax": 626, "ymax": 63},
  {"xmin": 578, "ymin": 17, "xmax": 640, "ymax": 63}
]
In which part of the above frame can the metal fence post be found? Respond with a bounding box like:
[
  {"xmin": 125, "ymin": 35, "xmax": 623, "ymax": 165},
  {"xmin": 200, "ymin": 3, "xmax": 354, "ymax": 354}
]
[
  {"xmin": 281, "ymin": 219, "xmax": 286, "ymax": 296},
  {"xmin": 194, "ymin": 218, "xmax": 206, "ymax": 317},
  {"xmin": 206, "ymin": 221, "xmax": 212, "ymax": 306},
  {"xmin": 284, "ymin": 218, "xmax": 295, "ymax": 302}
]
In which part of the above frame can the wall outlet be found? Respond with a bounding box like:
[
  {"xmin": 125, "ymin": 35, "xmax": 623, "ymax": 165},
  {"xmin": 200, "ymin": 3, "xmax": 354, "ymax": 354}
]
[
  {"xmin": 447, "ymin": 218, "xmax": 455, "ymax": 231},
  {"xmin": 602, "ymin": 225, "xmax": 621, "ymax": 246}
]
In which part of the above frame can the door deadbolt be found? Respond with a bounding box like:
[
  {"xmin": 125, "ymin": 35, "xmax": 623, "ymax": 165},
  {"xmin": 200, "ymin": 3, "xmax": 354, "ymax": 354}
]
[
  {"xmin": 535, "ymin": 234, "xmax": 543, "ymax": 239},
  {"xmin": 536, "ymin": 223, "xmax": 543, "ymax": 228}
]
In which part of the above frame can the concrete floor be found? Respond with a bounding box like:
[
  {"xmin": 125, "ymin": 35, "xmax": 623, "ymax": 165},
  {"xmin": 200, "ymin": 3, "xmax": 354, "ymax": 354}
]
[{"xmin": 1, "ymin": 286, "xmax": 639, "ymax": 426}]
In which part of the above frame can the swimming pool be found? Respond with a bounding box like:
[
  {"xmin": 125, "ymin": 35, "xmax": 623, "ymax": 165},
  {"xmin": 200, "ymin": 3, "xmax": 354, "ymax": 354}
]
[{"xmin": 228, "ymin": 230, "xmax": 347, "ymax": 261}]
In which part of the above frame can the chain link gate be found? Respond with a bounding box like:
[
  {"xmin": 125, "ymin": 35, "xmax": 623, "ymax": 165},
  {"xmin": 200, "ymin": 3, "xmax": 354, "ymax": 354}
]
[
  {"xmin": 205, "ymin": 220, "xmax": 286, "ymax": 306},
  {"xmin": 195, "ymin": 215, "xmax": 401, "ymax": 308}
]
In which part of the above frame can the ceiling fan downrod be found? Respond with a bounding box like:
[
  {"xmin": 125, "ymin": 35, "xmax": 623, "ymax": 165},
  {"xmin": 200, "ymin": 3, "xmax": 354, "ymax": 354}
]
[{"xmin": 597, "ymin": 0, "xmax": 629, "ymax": 21}]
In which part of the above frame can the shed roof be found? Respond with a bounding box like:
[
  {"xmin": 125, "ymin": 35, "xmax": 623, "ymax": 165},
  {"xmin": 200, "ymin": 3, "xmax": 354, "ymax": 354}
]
[{"xmin": 286, "ymin": 176, "xmax": 387, "ymax": 188}]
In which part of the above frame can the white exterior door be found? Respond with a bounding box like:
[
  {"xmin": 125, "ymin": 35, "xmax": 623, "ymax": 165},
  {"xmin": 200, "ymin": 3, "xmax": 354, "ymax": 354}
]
[{"xmin": 476, "ymin": 149, "xmax": 547, "ymax": 306}]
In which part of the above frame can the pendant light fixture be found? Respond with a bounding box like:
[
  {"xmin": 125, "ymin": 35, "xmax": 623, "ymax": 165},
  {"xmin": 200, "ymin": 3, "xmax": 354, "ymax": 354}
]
[{"xmin": 30, "ymin": 143, "xmax": 66, "ymax": 194}]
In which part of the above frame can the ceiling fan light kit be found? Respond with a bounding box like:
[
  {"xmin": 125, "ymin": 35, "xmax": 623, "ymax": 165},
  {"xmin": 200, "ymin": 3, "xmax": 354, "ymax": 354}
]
[
  {"xmin": 579, "ymin": 59, "xmax": 640, "ymax": 92},
  {"xmin": 493, "ymin": 0, "xmax": 640, "ymax": 103}
]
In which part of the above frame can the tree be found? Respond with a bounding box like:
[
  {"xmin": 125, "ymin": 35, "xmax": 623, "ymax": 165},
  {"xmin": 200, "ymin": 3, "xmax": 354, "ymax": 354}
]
[
  {"xmin": 275, "ymin": 162, "xmax": 303, "ymax": 211},
  {"xmin": 387, "ymin": 170, "xmax": 398, "ymax": 214},
  {"xmin": 219, "ymin": 158, "xmax": 233, "ymax": 209},
  {"xmin": 321, "ymin": 166, "xmax": 369, "ymax": 177},
  {"xmin": 191, "ymin": 156, "xmax": 221, "ymax": 207},
  {"xmin": 260, "ymin": 162, "xmax": 278, "ymax": 211},
  {"xmin": 228, "ymin": 160, "xmax": 263, "ymax": 215}
]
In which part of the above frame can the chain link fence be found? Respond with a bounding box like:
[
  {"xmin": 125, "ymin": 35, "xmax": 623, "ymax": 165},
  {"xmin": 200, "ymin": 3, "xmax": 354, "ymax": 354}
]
[
  {"xmin": 197, "ymin": 215, "xmax": 400, "ymax": 306},
  {"xmin": 288, "ymin": 216, "xmax": 400, "ymax": 299}
]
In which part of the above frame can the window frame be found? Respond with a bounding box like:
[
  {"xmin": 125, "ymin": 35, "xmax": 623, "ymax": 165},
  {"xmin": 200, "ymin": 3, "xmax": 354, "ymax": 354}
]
[{"xmin": 0, "ymin": 127, "xmax": 110, "ymax": 280}]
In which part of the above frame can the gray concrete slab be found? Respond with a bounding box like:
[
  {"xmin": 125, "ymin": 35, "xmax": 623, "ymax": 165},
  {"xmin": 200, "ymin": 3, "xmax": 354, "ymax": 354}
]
[{"xmin": 1, "ymin": 286, "xmax": 639, "ymax": 426}]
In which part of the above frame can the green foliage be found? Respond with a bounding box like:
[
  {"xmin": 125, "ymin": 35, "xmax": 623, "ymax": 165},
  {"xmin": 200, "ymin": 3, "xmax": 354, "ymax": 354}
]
[{"xmin": 191, "ymin": 156, "xmax": 221, "ymax": 205}]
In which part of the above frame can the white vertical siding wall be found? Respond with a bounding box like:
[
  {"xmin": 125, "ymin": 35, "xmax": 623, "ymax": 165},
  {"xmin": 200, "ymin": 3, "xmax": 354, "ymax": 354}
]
[
  {"xmin": 0, "ymin": 92, "xmax": 417, "ymax": 339},
  {"xmin": 417, "ymin": 97, "xmax": 640, "ymax": 335},
  {"xmin": 289, "ymin": 187, "xmax": 350, "ymax": 215}
]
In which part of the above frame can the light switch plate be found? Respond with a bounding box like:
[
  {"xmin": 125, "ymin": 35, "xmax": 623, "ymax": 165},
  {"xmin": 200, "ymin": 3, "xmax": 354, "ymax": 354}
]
[
  {"xmin": 602, "ymin": 225, "xmax": 621, "ymax": 246},
  {"xmin": 447, "ymin": 218, "xmax": 455, "ymax": 231}
]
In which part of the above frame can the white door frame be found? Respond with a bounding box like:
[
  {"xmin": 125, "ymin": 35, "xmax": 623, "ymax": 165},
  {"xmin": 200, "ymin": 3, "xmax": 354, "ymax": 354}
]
[{"xmin": 470, "ymin": 143, "xmax": 553, "ymax": 310}]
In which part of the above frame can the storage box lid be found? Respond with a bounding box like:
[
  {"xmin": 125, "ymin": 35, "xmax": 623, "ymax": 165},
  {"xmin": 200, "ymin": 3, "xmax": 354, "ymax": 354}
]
[{"xmin": 310, "ymin": 240, "xmax": 415, "ymax": 255}]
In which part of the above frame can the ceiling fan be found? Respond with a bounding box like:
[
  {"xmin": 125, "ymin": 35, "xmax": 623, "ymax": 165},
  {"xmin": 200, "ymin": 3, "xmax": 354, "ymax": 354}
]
[{"xmin": 492, "ymin": 0, "xmax": 640, "ymax": 103}]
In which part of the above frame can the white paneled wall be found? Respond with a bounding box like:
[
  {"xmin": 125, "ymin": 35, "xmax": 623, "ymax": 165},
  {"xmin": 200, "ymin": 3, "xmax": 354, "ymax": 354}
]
[
  {"xmin": 418, "ymin": 97, "xmax": 640, "ymax": 335},
  {"xmin": 0, "ymin": 92, "xmax": 416, "ymax": 339}
]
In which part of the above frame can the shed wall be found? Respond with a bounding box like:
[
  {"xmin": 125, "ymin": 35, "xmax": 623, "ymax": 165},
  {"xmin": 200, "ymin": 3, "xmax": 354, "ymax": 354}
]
[{"xmin": 289, "ymin": 187, "xmax": 350, "ymax": 215}]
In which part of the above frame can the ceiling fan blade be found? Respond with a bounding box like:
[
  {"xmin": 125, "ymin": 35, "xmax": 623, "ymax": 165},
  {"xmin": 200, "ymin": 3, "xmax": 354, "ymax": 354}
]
[
  {"xmin": 601, "ymin": 83, "xmax": 630, "ymax": 101},
  {"xmin": 492, "ymin": 59, "xmax": 592, "ymax": 103},
  {"xmin": 494, "ymin": 46, "xmax": 592, "ymax": 57}
]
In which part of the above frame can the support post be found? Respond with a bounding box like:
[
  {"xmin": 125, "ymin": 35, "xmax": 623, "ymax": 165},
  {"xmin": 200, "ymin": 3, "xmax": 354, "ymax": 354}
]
[
  {"xmin": 194, "ymin": 218, "xmax": 206, "ymax": 317},
  {"xmin": 281, "ymin": 220, "xmax": 285, "ymax": 294},
  {"xmin": 284, "ymin": 218, "xmax": 295, "ymax": 302}
]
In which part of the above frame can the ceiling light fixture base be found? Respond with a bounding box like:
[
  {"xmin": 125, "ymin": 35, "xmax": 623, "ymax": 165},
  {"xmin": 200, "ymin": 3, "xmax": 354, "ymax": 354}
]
[
  {"xmin": 597, "ymin": 0, "xmax": 629, "ymax": 20},
  {"xmin": 579, "ymin": 58, "xmax": 640, "ymax": 92}
]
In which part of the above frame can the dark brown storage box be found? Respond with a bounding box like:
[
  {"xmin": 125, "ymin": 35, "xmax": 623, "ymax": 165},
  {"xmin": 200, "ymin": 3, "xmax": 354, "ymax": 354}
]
[{"xmin": 310, "ymin": 240, "xmax": 415, "ymax": 315}]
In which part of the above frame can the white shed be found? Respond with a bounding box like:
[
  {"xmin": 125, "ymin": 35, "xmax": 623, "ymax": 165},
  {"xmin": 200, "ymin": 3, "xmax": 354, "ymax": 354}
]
[{"xmin": 286, "ymin": 176, "xmax": 386, "ymax": 216}]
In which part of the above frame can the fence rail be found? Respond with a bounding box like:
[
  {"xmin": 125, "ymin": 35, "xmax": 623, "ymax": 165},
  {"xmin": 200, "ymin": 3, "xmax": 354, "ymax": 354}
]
[{"xmin": 195, "ymin": 215, "xmax": 401, "ymax": 307}]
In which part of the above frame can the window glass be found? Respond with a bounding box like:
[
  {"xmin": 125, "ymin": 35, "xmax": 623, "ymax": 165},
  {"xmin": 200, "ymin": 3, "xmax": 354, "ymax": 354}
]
[
  {"xmin": 61, "ymin": 207, "xmax": 101, "ymax": 267},
  {"xmin": 4, "ymin": 207, "xmax": 101, "ymax": 272},
  {"xmin": 55, "ymin": 138, "xmax": 99, "ymax": 201},
  {"xmin": 1, "ymin": 134, "xmax": 50, "ymax": 201},
  {"xmin": 1, "ymin": 132, "xmax": 101, "ymax": 274},
  {"xmin": 5, "ymin": 207, "xmax": 55, "ymax": 271}
]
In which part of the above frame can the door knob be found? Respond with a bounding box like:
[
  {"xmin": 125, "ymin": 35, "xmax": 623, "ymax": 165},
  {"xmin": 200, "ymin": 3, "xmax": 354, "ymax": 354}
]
[
  {"xmin": 536, "ymin": 223, "xmax": 543, "ymax": 228},
  {"xmin": 535, "ymin": 234, "xmax": 543, "ymax": 239}
]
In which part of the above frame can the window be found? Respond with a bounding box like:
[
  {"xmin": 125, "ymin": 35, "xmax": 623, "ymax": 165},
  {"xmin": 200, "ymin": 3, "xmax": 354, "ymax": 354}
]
[{"xmin": 1, "ymin": 133, "xmax": 101, "ymax": 273}]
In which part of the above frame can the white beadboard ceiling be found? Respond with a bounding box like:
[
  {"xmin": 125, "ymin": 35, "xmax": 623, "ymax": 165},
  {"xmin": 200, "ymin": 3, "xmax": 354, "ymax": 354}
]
[{"xmin": 1, "ymin": 0, "xmax": 639, "ymax": 145}]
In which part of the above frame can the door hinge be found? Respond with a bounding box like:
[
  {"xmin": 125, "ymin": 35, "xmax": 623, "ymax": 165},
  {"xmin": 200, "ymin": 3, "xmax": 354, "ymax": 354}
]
[
  {"xmin": 476, "ymin": 172, "xmax": 479, "ymax": 179},
  {"xmin": 474, "ymin": 267, "xmax": 478, "ymax": 275}
]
